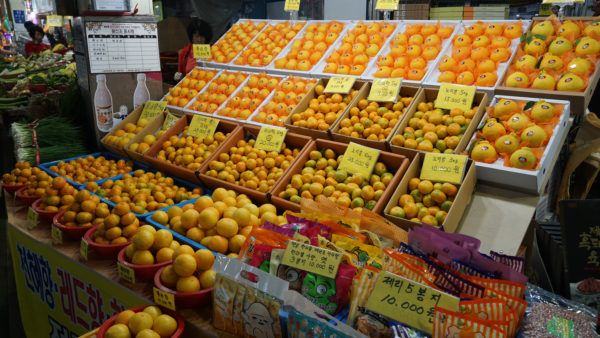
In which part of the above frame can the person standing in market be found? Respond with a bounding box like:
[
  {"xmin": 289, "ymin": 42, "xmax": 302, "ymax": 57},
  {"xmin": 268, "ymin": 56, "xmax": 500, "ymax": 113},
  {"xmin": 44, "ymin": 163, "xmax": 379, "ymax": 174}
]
[
  {"xmin": 24, "ymin": 25, "xmax": 50, "ymax": 56},
  {"xmin": 175, "ymin": 18, "xmax": 213, "ymax": 80}
]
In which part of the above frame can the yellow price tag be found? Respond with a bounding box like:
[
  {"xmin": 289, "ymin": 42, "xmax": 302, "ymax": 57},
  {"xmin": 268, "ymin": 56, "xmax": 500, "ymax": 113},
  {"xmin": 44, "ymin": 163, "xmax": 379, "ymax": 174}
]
[
  {"xmin": 193, "ymin": 44, "xmax": 212, "ymax": 59},
  {"xmin": 338, "ymin": 142, "xmax": 380, "ymax": 178},
  {"xmin": 254, "ymin": 126, "xmax": 287, "ymax": 152},
  {"xmin": 420, "ymin": 153, "xmax": 468, "ymax": 185},
  {"xmin": 153, "ymin": 287, "xmax": 176, "ymax": 311},
  {"xmin": 365, "ymin": 271, "xmax": 459, "ymax": 334},
  {"xmin": 376, "ymin": 0, "xmax": 399, "ymax": 10},
  {"xmin": 80, "ymin": 238, "xmax": 89, "ymax": 261},
  {"xmin": 281, "ymin": 240, "xmax": 343, "ymax": 279},
  {"xmin": 51, "ymin": 225, "xmax": 63, "ymax": 245},
  {"xmin": 368, "ymin": 78, "xmax": 402, "ymax": 102},
  {"xmin": 117, "ymin": 262, "xmax": 136, "ymax": 284},
  {"xmin": 140, "ymin": 101, "xmax": 167, "ymax": 121},
  {"xmin": 47, "ymin": 15, "xmax": 63, "ymax": 27},
  {"xmin": 542, "ymin": 0, "xmax": 584, "ymax": 3},
  {"xmin": 324, "ymin": 77, "xmax": 356, "ymax": 94},
  {"xmin": 188, "ymin": 115, "xmax": 219, "ymax": 139},
  {"xmin": 27, "ymin": 207, "xmax": 39, "ymax": 230},
  {"xmin": 162, "ymin": 112, "xmax": 179, "ymax": 130},
  {"xmin": 284, "ymin": 0, "xmax": 301, "ymax": 11},
  {"xmin": 434, "ymin": 84, "xmax": 476, "ymax": 112}
]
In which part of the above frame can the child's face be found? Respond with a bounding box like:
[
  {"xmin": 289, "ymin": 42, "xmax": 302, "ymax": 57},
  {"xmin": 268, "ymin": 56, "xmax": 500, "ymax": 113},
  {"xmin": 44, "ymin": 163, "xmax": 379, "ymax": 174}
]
[
  {"xmin": 34, "ymin": 31, "xmax": 44, "ymax": 42},
  {"xmin": 192, "ymin": 33, "xmax": 206, "ymax": 44}
]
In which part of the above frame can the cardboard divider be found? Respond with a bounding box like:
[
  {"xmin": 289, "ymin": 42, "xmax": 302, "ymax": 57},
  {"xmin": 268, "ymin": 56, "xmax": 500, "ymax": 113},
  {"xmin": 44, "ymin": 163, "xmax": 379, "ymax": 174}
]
[
  {"xmin": 124, "ymin": 111, "xmax": 170, "ymax": 164},
  {"xmin": 142, "ymin": 114, "xmax": 241, "ymax": 184},
  {"xmin": 383, "ymin": 152, "xmax": 476, "ymax": 233},
  {"xmin": 330, "ymin": 83, "xmax": 422, "ymax": 151},
  {"xmin": 270, "ymin": 139, "xmax": 412, "ymax": 213},
  {"xmin": 198, "ymin": 125, "xmax": 312, "ymax": 203},
  {"xmin": 100, "ymin": 105, "xmax": 144, "ymax": 157},
  {"xmin": 388, "ymin": 87, "xmax": 489, "ymax": 155},
  {"xmin": 284, "ymin": 78, "xmax": 368, "ymax": 140}
]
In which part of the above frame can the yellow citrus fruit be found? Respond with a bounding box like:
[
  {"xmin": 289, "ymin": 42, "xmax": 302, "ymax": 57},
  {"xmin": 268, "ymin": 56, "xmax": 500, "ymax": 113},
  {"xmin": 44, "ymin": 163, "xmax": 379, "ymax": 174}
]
[
  {"xmin": 212, "ymin": 188, "xmax": 229, "ymax": 201},
  {"xmin": 105, "ymin": 323, "xmax": 131, "ymax": 338},
  {"xmin": 417, "ymin": 180, "xmax": 434, "ymax": 194},
  {"xmin": 120, "ymin": 212, "xmax": 136, "ymax": 226},
  {"xmin": 180, "ymin": 209, "xmax": 200, "ymax": 229},
  {"xmin": 152, "ymin": 229, "xmax": 173, "ymax": 250},
  {"xmin": 132, "ymin": 250, "xmax": 154, "ymax": 265},
  {"xmin": 132, "ymin": 230, "xmax": 155, "ymax": 250},
  {"xmin": 142, "ymin": 306, "xmax": 162, "ymax": 320},
  {"xmin": 125, "ymin": 244, "xmax": 136, "ymax": 260},
  {"xmin": 173, "ymin": 253, "xmax": 197, "ymax": 277},
  {"xmin": 115, "ymin": 310, "xmax": 135, "ymax": 325},
  {"xmin": 172, "ymin": 244, "xmax": 195, "ymax": 259},
  {"xmin": 176, "ymin": 275, "xmax": 201, "ymax": 292},
  {"xmin": 156, "ymin": 247, "xmax": 174, "ymax": 263},
  {"xmin": 199, "ymin": 269, "xmax": 216, "ymax": 289},
  {"xmin": 151, "ymin": 211, "xmax": 169, "ymax": 225},
  {"xmin": 232, "ymin": 208, "xmax": 251, "ymax": 227},
  {"xmin": 167, "ymin": 206, "xmax": 183, "ymax": 219},
  {"xmin": 139, "ymin": 225, "xmax": 156, "ymax": 233},
  {"xmin": 135, "ymin": 329, "xmax": 159, "ymax": 338},
  {"xmin": 198, "ymin": 207, "xmax": 219, "ymax": 229},
  {"xmin": 194, "ymin": 249, "xmax": 215, "ymax": 271},
  {"xmin": 228, "ymin": 234, "xmax": 246, "ymax": 254},
  {"xmin": 160, "ymin": 265, "xmax": 178, "ymax": 288},
  {"xmin": 208, "ymin": 235, "xmax": 228, "ymax": 254},
  {"xmin": 114, "ymin": 202, "xmax": 130, "ymax": 216},
  {"xmin": 194, "ymin": 196, "xmax": 214, "ymax": 212},
  {"xmin": 258, "ymin": 203, "xmax": 277, "ymax": 216},
  {"xmin": 127, "ymin": 312, "xmax": 153, "ymax": 335},
  {"xmin": 216, "ymin": 218, "xmax": 239, "ymax": 238},
  {"xmin": 152, "ymin": 314, "xmax": 177, "ymax": 337}
]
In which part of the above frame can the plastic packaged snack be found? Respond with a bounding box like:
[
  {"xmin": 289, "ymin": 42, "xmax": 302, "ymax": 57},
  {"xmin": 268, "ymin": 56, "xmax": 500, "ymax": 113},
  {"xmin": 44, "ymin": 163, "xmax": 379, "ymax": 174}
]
[
  {"xmin": 301, "ymin": 262, "xmax": 356, "ymax": 315},
  {"xmin": 331, "ymin": 234, "xmax": 383, "ymax": 269},
  {"xmin": 433, "ymin": 308, "xmax": 505, "ymax": 338}
]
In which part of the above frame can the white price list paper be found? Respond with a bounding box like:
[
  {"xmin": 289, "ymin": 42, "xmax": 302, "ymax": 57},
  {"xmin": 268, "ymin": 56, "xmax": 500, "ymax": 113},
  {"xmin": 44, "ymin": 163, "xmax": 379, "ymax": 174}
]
[{"xmin": 85, "ymin": 22, "xmax": 160, "ymax": 74}]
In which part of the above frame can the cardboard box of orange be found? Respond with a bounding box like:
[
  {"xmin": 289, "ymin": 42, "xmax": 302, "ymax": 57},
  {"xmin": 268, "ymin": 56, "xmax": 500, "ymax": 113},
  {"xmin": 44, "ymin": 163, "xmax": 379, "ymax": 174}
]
[
  {"xmin": 124, "ymin": 110, "xmax": 178, "ymax": 164},
  {"xmin": 270, "ymin": 139, "xmax": 412, "ymax": 214},
  {"xmin": 330, "ymin": 83, "xmax": 422, "ymax": 151},
  {"xmin": 284, "ymin": 78, "xmax": 367, "ymax": 140},
  {"xmin": 143, "ymin": 114, "xmax": 241, "ymax": 184},
  {"xmin": 198, "ymin": 125, "xmax": 312, "ymax": 203},
  {"xmin": 384, "ymin": 152, "xmax": 476, "ymax": 233},
  {"xmin": 388, "ymin": 87, "xmax": 489, "ymax": 155},
  {"xmin": 100, "ymin": 105, "xmax": 144, "ymax": 157}
]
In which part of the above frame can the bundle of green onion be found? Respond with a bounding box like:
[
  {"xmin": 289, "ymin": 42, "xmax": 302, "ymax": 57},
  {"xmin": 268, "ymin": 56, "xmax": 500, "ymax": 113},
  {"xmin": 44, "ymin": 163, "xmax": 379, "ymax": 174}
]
[{"xmin": 10, "ymin": 116, "xmax": 88, "ymax": 164}]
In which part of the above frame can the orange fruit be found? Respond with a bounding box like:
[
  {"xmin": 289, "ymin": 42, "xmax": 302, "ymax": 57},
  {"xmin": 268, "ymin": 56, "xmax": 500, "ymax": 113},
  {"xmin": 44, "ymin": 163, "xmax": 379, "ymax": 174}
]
[
  {"xmin": 173, "ymin": 253, "xmax": 197, "ymax": 277},
  {"xmin": 208, "ymin": 235, "xmax": 229, "ymax": 254},
  {"xmin": 194, "ymin": 249, "xmax": 215, "ymax": 270}
]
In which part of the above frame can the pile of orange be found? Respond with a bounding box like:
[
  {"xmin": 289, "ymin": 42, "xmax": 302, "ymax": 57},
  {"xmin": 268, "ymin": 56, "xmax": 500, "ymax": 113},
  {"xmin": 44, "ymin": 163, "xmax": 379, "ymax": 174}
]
[
  {"xmin": 189, "ymin": 72, "xmax": 247, "ymax": 113},
  {"xmin": 436, "ymin": 21, "xmax": 523, "ymax": 86},
  {"xmin": 504, "ymin": 19, "xmax": 600, "ymax": 92},
  {"xmin": 2, "ymin": 162, "xmax": 48, "ymax": 187},
  {"xmin": 58, "ymin": 189, "xmax": 109, "ymax": 229},
  {"xmin": 233, "ymin": 22, "xmax": 305, "ymax": 67},
  {"xmin": 217, "ymin": 74, "xmax": 281, "ymax": 120},
  {"xmin": 274, "ymin": 21, "xmax": 345, "ymax": 71},
  {"xmin": 374, "ymin": 23, "xmax": 454, "ymax": 79},
  {"xmin": 252, "ymin": 77, "xmax": 317, "ymax": 126},
  {"xmin": 124, "ymin": 227, "xmax": 178, "ymax": 265},
  {"xmin": 35, "ymin": 177, "xmax": 77, "ymax": 212},
  {"xmin": 105, "ymin": 306, "xmax": 179, "ymax": 338},
  {"xmin": 104, "ymin": 117, "xmax": 149, "ymax": 148},
  {"xmin": 211, "ymin": 20, "xmax": 266, "ymax": 63},
  {"xmin": 49, "ymin": 155, "xmax": 133, "ymax": 184},
  {"xmin": 159, "ymin": 246, "xmax": 216, "ymax": 292},
  {"xmin": 91, "ymin": 202, "xmax": 145, "ymax": 245},
  {"xmin": 164, "ymin": 68, "xmax": 217, "ymax": 107},
  {"xmin": 324, "ymin": 21, "xmax": 396, "ymax": 76}
]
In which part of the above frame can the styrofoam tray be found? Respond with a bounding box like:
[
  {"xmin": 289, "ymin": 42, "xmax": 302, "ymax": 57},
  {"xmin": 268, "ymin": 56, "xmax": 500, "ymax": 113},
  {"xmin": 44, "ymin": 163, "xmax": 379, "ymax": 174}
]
[
  {"xmin": 465, "ymin": 94, "xmax": 570, "ymax": 194},
  {"xmin": 423, "ymin": 20, "xmax": 531, "ymax": 93},
  {"xmin": 362, "ymin": 20, "xmax": 460, "ymax": 85},
  {"xmin": 161, "ymin": 66, "xmax": 224, "ymax": 110},
  {"xmin": 205, "ymin": 19, "xmax": 270, "ymax": 67}
]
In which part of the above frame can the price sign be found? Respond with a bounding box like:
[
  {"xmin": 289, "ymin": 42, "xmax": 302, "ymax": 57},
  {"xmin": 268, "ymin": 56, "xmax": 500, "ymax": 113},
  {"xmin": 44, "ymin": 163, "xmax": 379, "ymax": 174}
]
[
  {"xmin": 324, "ymin": 77, "xmax": 356, "ymax": 94},
  {"xmin": 162, "ymin": 112, "xmax": 179, "ymax": 130},
  {"xmin": 192, "ymin": 44, "xmax": 212, "ymax": 59},
  {"xmin": 140, "ymin": 101, "xmax": 167, "ymax": 121},
  {"xmin": 420, "ymin": 153, "xmax": 468, "ymax": 185},
  {"xmin": 284, "ymin": 0, "xmax": 301, "ymax": 11},
  {"xmin": 153, "ymin": 287, "xmax": 176, "ymax": 311},
  {"xmin": 376, "ymin": 0, "xmax": 399, "ymax": 10},
  {"xmin": 117, "ymin": 262, "xmax": 136, "ymax": 283},
  {"xmin": 188, "ymin": 115, "xmax": 219, "ymax": 139},
  {"xmin": 80, "ymin": 238, "xmax": 89, "ymax": 261},
  {"xmin": 365, "ymin": 271, "xmax": 459, "ymax": 334},
  {"xmin": 434, "ymin": 84, "xmax": 476, "ymax": 112},
  {"xmin": 338, "ymin": 142, "xmax": 380, "ymax": 178},
  {"xmin": 542, "ymin": 0, "xmax": 584, "ymax": 3},
  {"xmin": 47, "ymin": 15, "xmax": 63, "ymax": 27},
  {"xmin": 51, "ymin": 225, "xmax": 63, "ymax": 245},
  {"xmin": 368, "ymin": 78, "xmax": 402, "ymax": 102},
  {"xmin": 27, "ymin": 207, "xmax": 38, "ymax": 229},
  {"xmin": 254, "ymin": 126, "xmax": 287, "ymax": 152},
  {"xmin": 281, "ymin": 240, "xmax": 343, "ymax": 279}
]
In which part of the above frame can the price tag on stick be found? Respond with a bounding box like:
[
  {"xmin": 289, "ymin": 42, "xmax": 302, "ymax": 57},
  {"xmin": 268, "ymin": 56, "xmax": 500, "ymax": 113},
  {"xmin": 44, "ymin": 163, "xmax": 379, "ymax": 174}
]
[
  {"xmin": 27, "ymin": 207, "xmax": 38, "ymax": 229},
  {"xmin": 80, "ymin": 239, "xmax": 89, "ymax": 261},
  {"xmin": 420, "ymin": 153, "xmax": 468, "ymax": 185},
  {"xmin": 338, "ymin": 142, "xmax": 380, "ymax": 178},
  {"xmin": 47, "ymin": 15, "xmax": 63, "ymax": 27},
  {"xmin": 117, "ymin": 262, "xmax": 136, "ymax": 284},
  {"xmin": 193, "ymin": 44, "xmax": 212, "ymax": 59},
  {"xmin": 281, "ymin": 240, "xmax": 343, "ymax": 279},
  {"xmin": 376, "ymin": 0, "xmax": 399, "ymax": 11},
  {"xmin": 188, "ymin": 115, "xmax": 219, "ymax": 139},
  {"xmin": 153, "ymin": 287, "xmax": 176, "ymax": 311},
  {"xmin": 254, "ymin": 126, "xmax": 287, "ymax": 152},
  {"xmin": 162, "ymin": 112, "xmax": 179, "ymax": 130},
  {"xmin": 368, "ymin": 78, "xmax": 402, "ymax": 102},
  {"xmin": 365, "ymin": 271, "xmax": 459, "ymax": 334},
  {"xmin": 284, "ymin": 0, "xmax": 301, "ymax": 11},
  {"xmin": 51, "ymin": 225, "xmax": 63, "ymax": 245},
  {"xmin": 140, "ymin": 101, "xmax": 167, "ymax": 121},
  {"xmin": 434, "ymin": 84, "xmax": 476, "ymax": 112},
  {"xmin": 324, "ymin": 77, "xmax": 356, "ymax": 94}
]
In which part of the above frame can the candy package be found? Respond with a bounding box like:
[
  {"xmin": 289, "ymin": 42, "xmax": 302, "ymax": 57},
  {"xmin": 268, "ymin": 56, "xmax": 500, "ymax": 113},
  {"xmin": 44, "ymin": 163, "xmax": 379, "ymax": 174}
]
[
  {"xmin": 239, "ymin": 227, "xmax": 291, "ymax": 264},
  {"xmin": 433, "ymin": 308, "xmax": 506, "ymax": 338},
  {"xmin": 359, "ymin": 209, "xmax": 408, "ymax": 247}
]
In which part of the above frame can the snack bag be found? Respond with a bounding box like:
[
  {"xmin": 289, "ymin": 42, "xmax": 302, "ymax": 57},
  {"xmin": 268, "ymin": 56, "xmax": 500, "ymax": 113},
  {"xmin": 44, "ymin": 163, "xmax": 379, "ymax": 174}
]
[
  {"xmin": 232, "ymin": 285, "xmax": 247, "ymax": 336},
  {"xmin": 459, "ymin": 299, "xmax": 506, "ymax": 321},
  {"xmin": 449, "ymin": 260, "xmax": 499, "ymax": 279},
  {"xmin": 239, "ymin": 227, "xmax": 290, "ymax": 264},
  {"xmin": 433, "ymin": 308, "xmax": 506, "ymax": 338},
  {"xmin": 269, "ymin": 248, "xmax": 305, "ymax": 292},
  {"xmin": 490, "ymin": 251, "xmax": 524, "ymax": 273},
  {"xmin": 301, "ymin": 262, "xmax": 356, "ymax": 315},
  {"xmin": 213, "ymin": 273, "xmax": 237, "ymax": 331},
  {"xmin": 468, "ymin": 274, "xmax": 526, "ymax": 299},
  {"xmin": 348, "ymin": 266, "xmax": 380, "ymax": 327},
  {"xmin": 299, "ymin": 197, "xmax": 362, "ymax": 231},
  {"xmin": 359, "ymin": 209, "xmax": 408, "ymax": 247},
  {"xmin": 332, "ymin": 233, "xmax": 383, "ymax": 269}
]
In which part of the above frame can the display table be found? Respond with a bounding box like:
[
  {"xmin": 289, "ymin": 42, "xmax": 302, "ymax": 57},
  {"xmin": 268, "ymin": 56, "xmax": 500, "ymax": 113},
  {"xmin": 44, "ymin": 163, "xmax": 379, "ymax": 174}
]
[{"xmin": 4, "ymin": 195, "xmax": 233, "ymax": 338}]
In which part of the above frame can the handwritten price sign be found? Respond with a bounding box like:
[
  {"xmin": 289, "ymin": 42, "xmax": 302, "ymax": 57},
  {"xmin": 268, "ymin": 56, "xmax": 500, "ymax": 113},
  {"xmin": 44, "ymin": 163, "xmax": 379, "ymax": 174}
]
[
  {"xmin": 284, "ymin": 0, "xmax": 301, "ymax": 11},
  {"xmin": 420, "ymin": 153, "xmax": 468, "ymax": 184},
  {"xmin": 140, "ymin": 101, "xmax": 167, "ymax": 121},
  {"xmin": 338, "ymin": 142, "xmax": 381, "ymax": 178},
  {"xmin": 162, "ymin": 112, "xmax": 180, "ymax": 130},
  {"xmin": 254, "ymin": 126, "xmax": 287, "ymax": 152},
  {"xmin": 192, "ymin": 44, "xmax": 212, "ymax": 59},
  {"xmin": 376, "ymin": 0, "xmax": 399, "ymax": 10},
  {"xmin": 434, "ymin": 84, "xmax": 476, "ymax": 112},
  {"xmin": 365, "ymin": 271, "xmax": 459, "ymax": 334},
  {"xmin": 47, "ymin": 15, "xmax": 63, "ymax": 27},
  {"xmin": 368, "ymin": 78, "xmax": 402, "ymax": 102},
  {"xmin": 324, "ymin": 77, "xmax": 356, "ymax": 94},
  {"xmin": 153, "ymin": 287, "xmax": 176, "ymax": 311},
  {"xmin": 281, "ymin": 240, "xmax": 343, "ymax": 278},
  {"xmin": 51, "ymin": 225, "xmax": 63, "ymax": 245},
  {"xmin": 117, "ymin": 262, "xmax": 136, "ymax": 284},
  {"xmin": 188, "ymin": 115, "xmax": 219, "ymax": 139},
  {"xmin": 27, "ymin": 207, "xmax": 39, "ymax": 230},
  {"xmin": 80, "ymin": 239, "xmax": 89, "ymax": 261}
]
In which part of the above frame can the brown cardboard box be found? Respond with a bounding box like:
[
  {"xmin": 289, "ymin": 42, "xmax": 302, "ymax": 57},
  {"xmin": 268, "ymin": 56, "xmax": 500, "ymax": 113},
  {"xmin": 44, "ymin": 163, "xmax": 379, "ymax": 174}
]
[
  {"xmin": 330, "ymin": 84, "xmax": 422, "ymax": 151},
  {"xmin": 284, "ymin": 78, "xmax": 367, "ymax": 140},
  {"xmin": 270, "ymin": 139, "xmax": 411, "ymax": 213},
  {"xmin": 143, "ymin": 114, "xmax": 241, "ymax": 184},
  {"xmin": 123, "ymin": 111, "xmax": 169, "ymax": 164},
  {"xmin": 198, "ymin": 125, "xmax": 312, "ymax": 203},
  {"xmin": 388, "ymin": 87, "xmax": 488, "ymax": 155},
  {"xmin": 384, "ymin": 152, "xmax": 476, "ymax": 233},
  {"xmin": 100, "ymin": 105, "xmax": 145, "ymax": 157}
]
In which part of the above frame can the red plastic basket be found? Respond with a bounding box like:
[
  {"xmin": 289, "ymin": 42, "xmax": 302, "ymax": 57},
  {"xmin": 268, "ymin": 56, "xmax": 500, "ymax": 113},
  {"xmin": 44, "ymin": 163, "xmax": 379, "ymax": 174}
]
[
  {"xmin": 1, "ymin": 182, "xmax": 25, "ymax": 193},
  {"xmin": 153, "ymin": 266, "xmax": 213, "ymax": 308},
  {"xmin": 117, "ymin": 247, "xmax": 172, "ymax": 282},
  {"xmin": 31, "ymin": 198, "xmax": 60, "ymax": 222},
  {"xmin": 96, "ymin": 305, "xmax": 185, "ymax": 338},
  {"xmin": 15, "ymin": 187, "xmax": 40, "ymax": 205},
  {"xmin": 83, "ymin": 226, "xmax": 130, "ymax": 259},
  {"xmin": 52, "ymin": 210, "xmax": 93, "ymax": 241}
]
